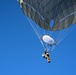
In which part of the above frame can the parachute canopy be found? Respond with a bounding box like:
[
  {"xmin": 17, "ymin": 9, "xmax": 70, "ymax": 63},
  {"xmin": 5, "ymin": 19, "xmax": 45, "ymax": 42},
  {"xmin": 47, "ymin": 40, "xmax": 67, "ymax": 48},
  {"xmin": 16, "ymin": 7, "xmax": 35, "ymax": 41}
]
[
  {"xmin": 18, "ymin": 0, "xmax": 76, "ymax": 31},
  {"xmin": 18, "ymin": 0, "xmax": 76, "ymax": 51},
  {"xmin": 41, "ymin": 35, "xmax": 55, "ymax": 45}
]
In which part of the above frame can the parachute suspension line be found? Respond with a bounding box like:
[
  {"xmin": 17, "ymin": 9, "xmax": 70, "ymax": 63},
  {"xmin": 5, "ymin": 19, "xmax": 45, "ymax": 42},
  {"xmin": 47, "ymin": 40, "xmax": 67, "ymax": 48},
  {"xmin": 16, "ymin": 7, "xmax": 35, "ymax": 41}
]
[
  {"xmin": 50, "ymin": 32, "xmax": 58, "ymax": 52},
  {"xmin": 51, "ymin": 46, "xmax": 56, "ymax": 51},
  {"xmin": 51, "ymin": 24, "xmax": 76, "ymax": 52},
  {"xmin": 47, "ymin": 31, "xmax": 57, "ymax": 52},
  {"xmin": 58, "ymin": 25, "xmax": 75, "ymax": 44},
  {"xmin": 50, "ymin": 31, "xmax": 61, "ymax": 52},
  {"xmin": 57, "ymin": 25, "xmax": 72, "ymax": 44},
  {"xmin": 27, "ymin": 17, "xmax": 40, "ymax": 39},
  {"xmin": 56, "ymin": 29, "xmax": 66, "ymax": 43},
  {"xmin": 49, "ymin": 22, "xmax": 72, "ymax": 50},
  {"xmin": 50, "ymin": 27, "xmax": 72, "ymax": 51},
  {"xmin": 27, "ymin": 17, "xmax": 46, "ymax": 48},
  {"xmin": 56, "ymin": 28, "xmax": 70, "ymax": 44},
  {"xmin": 56, "ymin": 30, "xmax": 63, "ymax": 42}
]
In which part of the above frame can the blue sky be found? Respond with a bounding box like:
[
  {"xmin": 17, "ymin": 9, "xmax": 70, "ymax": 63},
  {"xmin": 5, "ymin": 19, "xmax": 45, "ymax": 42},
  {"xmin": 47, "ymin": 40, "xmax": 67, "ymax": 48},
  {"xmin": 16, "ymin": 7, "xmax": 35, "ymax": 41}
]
[{"xmin": 0, "ymin": 0, "xmax": 76, "ymax": 75}]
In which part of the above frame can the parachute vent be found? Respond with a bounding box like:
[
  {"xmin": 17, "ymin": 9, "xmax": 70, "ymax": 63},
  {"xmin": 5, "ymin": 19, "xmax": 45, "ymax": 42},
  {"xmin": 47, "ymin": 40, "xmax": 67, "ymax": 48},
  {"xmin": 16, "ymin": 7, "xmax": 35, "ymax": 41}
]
[{"xmin": 50, "ymin": 20, "xmax": 54, "ymax": 28}]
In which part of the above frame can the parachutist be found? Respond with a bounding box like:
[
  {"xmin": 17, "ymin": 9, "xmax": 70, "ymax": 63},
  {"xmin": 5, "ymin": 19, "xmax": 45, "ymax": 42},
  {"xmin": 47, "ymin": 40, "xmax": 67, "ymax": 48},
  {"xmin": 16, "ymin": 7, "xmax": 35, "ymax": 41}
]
[{"xmin": 42, "ymin": 50, "xmax": 51, "ymax": 63}]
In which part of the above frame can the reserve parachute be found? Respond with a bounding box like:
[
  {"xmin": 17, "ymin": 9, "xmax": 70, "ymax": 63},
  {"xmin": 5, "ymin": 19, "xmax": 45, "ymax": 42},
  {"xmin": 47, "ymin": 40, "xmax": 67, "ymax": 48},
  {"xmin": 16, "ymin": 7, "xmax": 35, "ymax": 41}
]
[{"xmin": 18, "ymin": 0, "xmax": 76, "ymax": 52}]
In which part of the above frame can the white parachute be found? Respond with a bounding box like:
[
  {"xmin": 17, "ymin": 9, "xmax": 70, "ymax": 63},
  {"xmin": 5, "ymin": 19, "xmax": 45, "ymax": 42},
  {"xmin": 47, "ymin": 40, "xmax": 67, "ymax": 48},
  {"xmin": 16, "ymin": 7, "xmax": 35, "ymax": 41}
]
[{"xmin": 41, "ymin": 35, "xmax": 55, "ymax": 45}]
